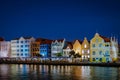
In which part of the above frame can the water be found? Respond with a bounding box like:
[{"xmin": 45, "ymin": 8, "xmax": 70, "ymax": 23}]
[{"xmin": 0, "ymin": 64, "xmax": 120, "ymax": 80}]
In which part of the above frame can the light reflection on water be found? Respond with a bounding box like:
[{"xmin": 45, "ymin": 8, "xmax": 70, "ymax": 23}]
[{"xmin": 0, "ymin": 64, "xmax": 120, "ymax": 80}]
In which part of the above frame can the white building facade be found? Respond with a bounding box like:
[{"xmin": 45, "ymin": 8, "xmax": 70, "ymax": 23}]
[
  {"xmin": 51, "ymin": 39, "xmax": 66, "ymax": 57},
  {"xmin": 11, "ymin": 37, "xmax": 35, "ymax": 58}
]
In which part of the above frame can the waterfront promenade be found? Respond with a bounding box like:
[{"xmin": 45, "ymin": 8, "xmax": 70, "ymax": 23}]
[{"xmin": 0, "ymin": 58, "xmax": 120, "ymax": 67}]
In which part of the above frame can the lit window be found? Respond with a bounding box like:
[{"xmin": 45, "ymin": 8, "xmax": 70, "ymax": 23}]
[
  {"xmin": 82, "ymin": 50, "xmax": 84, "ymax": 54},
  {"xmin": 87, "ymin": 50, "xmax": 90, "ymax": 53},
  {"xmin": 84, "ymin": 44, "xmax": 87, "ymax": 48},
  {"xmin": 88, "ymin": 55, "xmax": 90, "ymax": 58}
]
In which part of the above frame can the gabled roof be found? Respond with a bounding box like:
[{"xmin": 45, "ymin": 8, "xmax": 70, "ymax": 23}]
[
  {"xmin": 73, "ymin": 39, "xmax": 82, "ymax": 44},
  {"xmin": 13, "ymin": 37, "xmax": 33, "ymax": 40},
  {"xmin": 52, "ymin": 39, "xmax": 64, "ymax": 42},
  {"xmin": 63, "ymin": 41, "xmax": 73, "ymax": 49},
  {"xmin": 99, "ymin": 35, "xmax": 110, "ymax": 42}
]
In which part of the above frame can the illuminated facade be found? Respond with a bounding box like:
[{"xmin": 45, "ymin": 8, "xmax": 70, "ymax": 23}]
[
  {"xmin": 63, "ymin": 42, "xmax": 73, "ymax": 57},
  {"xmin": 0, "ymin": 41, "xmax": 10, "ymax": 58},
  {"xmin": 90, "ymin": 33, "xmax": 118, "ymax": 62},
  {"xmin": 11, "ymin": 37, "xmax": 35, "ymax": 58},
  {"xmin": 36, "ymin": 38, "xmax": 52, "ymax": 57},
  {"xmin": 110, "ymin": 37, "xmax": 118, "ymax": 61},
  {"xmin": 81, "ymin": 37, "xmax": 90, "ymax": 61},
  {"xmin": 30, "ymin": 42, "xmax": 40, "ymax": 57},
  {"xmin": 51, "ymin": 39, "xmax": 66, "ymax": 57},
  {"xmin": 73, "ymin": 40, "xmax": 82, "ymax": 55}
]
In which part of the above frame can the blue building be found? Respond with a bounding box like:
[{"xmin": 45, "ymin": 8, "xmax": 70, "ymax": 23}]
[{"xmin": 36, "ymin": 38, "xmax": 52, "ymax": 58}]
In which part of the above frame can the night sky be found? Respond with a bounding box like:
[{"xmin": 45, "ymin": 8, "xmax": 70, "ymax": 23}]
[{"xmin": 0, "ymin": 0, "xmax": 120, "ymax": 41}]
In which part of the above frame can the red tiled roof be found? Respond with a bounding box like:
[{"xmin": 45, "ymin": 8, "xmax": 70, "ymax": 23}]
[
  {"xmin": 0, "ymin": 37, "xmax": 4, "ymax": 41},
  {"xmin": 36, "ymin": 38, "xmax": 52, "ymax": 44},
  {"xmin": 99, "ymin": 35, "xmax": 110, "ymax": 42}
]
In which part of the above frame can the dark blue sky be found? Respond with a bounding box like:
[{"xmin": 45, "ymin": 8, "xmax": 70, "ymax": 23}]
[{"xmin": 0, "ymin": 0, "xmax": 120, "ymax": 41}]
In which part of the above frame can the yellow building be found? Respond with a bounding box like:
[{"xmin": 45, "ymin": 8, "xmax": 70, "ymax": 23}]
[
  {"xmin": 73, "ymin": 40, "xmax": 82, "ymax": 55},
  {"xmin": 81, "ymin": 37, "xmax": 90, "ymax": 61},
  {"xmin": 90, "ymin": 33, "xmax": 111, "ymax": 62}
]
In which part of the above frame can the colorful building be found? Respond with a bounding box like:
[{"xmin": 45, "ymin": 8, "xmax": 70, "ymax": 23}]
[
  {"xmin": 36, "ymin": 38, "xmax": 52, "ymax": 58},
  {"xmin": 30, "ymin": 42, "xmax": 40, "ymax": 57},
  {"xmin": 51, "ymin": 39, "xmax": 66, "ymax": 57},
  {"xmin": 90, "ymin": 33, "xmax": 118, "ymax": 62},
  {"xmin": 81, "ymin": 37, "xmax": 90, "ymax": 61},
  {"xmin": 0, "ymin": 38, "xmax": 11, "ymax": 58},
  {"xmin": 73, "ymin": 40, "xmax": 82, "ymax": 55},
  {"xmin": 63, "ymin": 42, "xmax": 73, "ymax": 57},
  {"xmin": 11, "ymin": 37, "xmax": 35, "ymax": 58}
]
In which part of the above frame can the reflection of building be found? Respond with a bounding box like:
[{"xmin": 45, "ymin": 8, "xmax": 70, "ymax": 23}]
[
  {"xmin": 63, "ymin": 42, "xmax": 73, "ymax": 57},
  {"xmin": 11, "ymin": 37, "xmax": 35, "ymax": 58},
  {"xmin": 30, "ymin": 42, "xmax": 40, "ymax": 57},
  {"xmin": 90, "ymin": 33, "xmax": 118, "ymax": 62},
  {"xmin": 51, "ymin": 39, "xmax": 66, "ymax": 57},
  {"xmin": 0, "ymin": 38, "xmax": 11, "ymax": 57},
  {"xmin": 81, "ymin": 37, "xmax": 90, "ymax": 61},
  {"xmin": 73, "ymin": 40, "xmax": 82, "ymax": 55},
  {"xmin": 36, "ymin": 38, "xmax": 52, "ymax": 57}
]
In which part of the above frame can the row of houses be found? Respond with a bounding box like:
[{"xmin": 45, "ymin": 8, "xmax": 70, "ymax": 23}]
[{"xmin": 0, "ymin": 33, "xmax": 119, "ymax": 62}]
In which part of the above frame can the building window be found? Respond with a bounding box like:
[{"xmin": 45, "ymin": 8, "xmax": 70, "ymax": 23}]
[
  {"xmin": 96, "ymin": 39, "xmax": 98, "ymax": 42},
  {"xmin": 93, "ymin": 58, "xmax": 95, "ymax": 61},
  {"xmin": 21, "ymin": 45, "xmax": 23, "ymax": 47},
  {"xmin": 99, "ymin": 58, "xmax": 102, "ymax": 61},
  {"xmin": 17, "ymin": 41, "xmax": 19, "ymax": 43},
  {"xmin": 25, "ymin": 53, "xmax": 27, "ymax": 56},
  {"xmin": 105, "ymin": 44, "xmax": 109, "ymax": 47},
  {"xmin": 17, "ymin": 54, "xmax": 19, "ymax": 56},
  {"xmin": 21, "ymin": 53, "xmax": 23, "ymax": 56},
  {"xmin": 21, "ymin": 49, "xmax": 23, "ymax": 52},
  {"xmin": 105, "ymin": 51, "xmax": 109, "ymax": 56},
  {"xmin": 21, "ymin": 41, "xmax": 23, "ymax": 43},
  {"xmin": 87, "ymin": 50, "xmax": 90, "ymax": 54},
  {"xmin": 25, "ymin": 49, "xmax": 28, "ymax": 51},
  {"xmin": 93, "ymin": 51, "xmax": 96, "ymax": 55},
  {"xmin": 99, "ymin": 43, "xmax": 102, "ymax": 47},
  {"xmin": 17, "ymin": 50, "xmax": 19, "ymax": 52},
  {"xmin": 99, "ymin": 51, "xmax": 102, "ymax": 55},
  {"xmin": 25, "ymin": 45, "xmax": 28, "ymax": 47},
  {"xmin": 25, "ymin": 41, "xmax": 27, "ymax": 43},
  {"xmin": 82, "ymin": 50, "xmax": 84, "ymax": 54},
  {"xmin": 92, "ymin": 44, "xmax": 95, "ymax": 47},
  {"xmin": 84, "ymin": 44, "xmax": 87, "ymax": 48}
]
